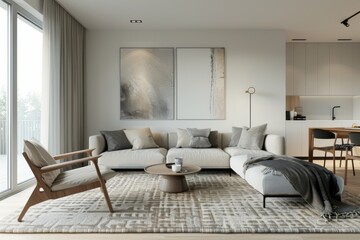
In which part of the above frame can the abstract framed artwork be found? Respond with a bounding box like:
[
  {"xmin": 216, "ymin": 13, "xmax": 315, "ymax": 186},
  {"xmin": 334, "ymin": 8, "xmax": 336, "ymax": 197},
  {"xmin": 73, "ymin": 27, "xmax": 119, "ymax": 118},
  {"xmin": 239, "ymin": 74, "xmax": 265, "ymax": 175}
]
[
  {"xmin": 176, "ymin": 47, "xmax": 225, "ymax": 119},
  {"xmin": 120, "ymin": 48, "xmax": 174, "ymax": 120}
]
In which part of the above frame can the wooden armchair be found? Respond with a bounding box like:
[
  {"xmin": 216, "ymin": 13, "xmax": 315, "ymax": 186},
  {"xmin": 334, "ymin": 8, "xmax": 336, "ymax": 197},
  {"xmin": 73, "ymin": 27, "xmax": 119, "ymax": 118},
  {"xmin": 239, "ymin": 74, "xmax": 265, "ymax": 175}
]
[{"xmin": 18, "ymin": 139, "xmax": 116, "ymax": 222}]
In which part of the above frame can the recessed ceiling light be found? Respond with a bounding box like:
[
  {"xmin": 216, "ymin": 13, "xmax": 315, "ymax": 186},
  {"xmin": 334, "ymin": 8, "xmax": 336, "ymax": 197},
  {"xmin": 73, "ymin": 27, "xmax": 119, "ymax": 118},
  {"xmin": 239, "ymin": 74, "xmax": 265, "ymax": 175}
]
[
  {"xmin": 291, "ymin": 39, "xmax": 307, "ymax": 41},
  {"xmin": 130, "ymin": 20, "xmax": 142, "ymax": 23},
  {"xmin": 337, "ymin": 38, "xmax": 352, "ymax": 41}
]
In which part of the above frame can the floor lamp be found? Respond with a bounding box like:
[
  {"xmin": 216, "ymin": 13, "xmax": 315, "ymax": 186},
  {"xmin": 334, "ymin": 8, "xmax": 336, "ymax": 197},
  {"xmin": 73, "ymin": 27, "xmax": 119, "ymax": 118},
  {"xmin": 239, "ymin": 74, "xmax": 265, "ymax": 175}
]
[{"xmin": 245, "ymin": 87, "xmax": 256, "ymax": 128}]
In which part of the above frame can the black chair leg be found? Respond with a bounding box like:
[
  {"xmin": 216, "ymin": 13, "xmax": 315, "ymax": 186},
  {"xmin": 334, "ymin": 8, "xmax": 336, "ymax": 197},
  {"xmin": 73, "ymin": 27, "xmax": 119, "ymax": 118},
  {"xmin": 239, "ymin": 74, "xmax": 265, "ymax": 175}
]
[
  {"xmin": 352, "ymin": 160, "xmax": 355, "ymax": 176},
  {"xmin": 323, "ymin": 152, "xmax": 327, "ymax": 167},
  {"xmin": 340, "ymin": 151, "xmax": 343, "ymax": 167}
]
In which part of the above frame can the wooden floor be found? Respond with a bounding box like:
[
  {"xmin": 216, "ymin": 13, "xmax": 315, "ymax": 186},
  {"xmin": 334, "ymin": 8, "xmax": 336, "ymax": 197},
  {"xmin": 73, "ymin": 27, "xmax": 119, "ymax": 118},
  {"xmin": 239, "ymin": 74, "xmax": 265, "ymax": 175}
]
[{"xmin": 1, "ymin": 160, "xmax": 360, "ymax": 240}]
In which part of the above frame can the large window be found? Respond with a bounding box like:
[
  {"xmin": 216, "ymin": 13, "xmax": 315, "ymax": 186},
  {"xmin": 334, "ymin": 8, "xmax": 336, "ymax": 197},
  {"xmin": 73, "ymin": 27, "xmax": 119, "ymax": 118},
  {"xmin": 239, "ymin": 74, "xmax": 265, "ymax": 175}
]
[
  {"xmin": 17, "ymin": 15, "xmax": 42, "ymax": 184},
  {"xmin": 0, "ymin": 0, "xmax": 9, "ymax": 193},
  {"xmin": 0, "ymin": 0, "xmax": 44, "ymax": 198}
]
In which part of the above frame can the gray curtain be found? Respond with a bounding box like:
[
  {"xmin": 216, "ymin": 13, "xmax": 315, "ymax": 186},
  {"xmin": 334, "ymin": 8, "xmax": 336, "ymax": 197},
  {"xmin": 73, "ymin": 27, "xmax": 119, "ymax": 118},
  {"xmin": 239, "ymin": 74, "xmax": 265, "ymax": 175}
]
[{"xmin": 42, "ymin": 0, "xmax": 85, "ymax": 158}]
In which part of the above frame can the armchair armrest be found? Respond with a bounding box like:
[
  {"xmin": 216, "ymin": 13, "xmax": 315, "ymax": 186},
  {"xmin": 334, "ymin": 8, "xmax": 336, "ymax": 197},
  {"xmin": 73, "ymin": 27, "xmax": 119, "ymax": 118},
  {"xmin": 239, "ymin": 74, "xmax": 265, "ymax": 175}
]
[
  {"xmin": 41, "ymin": 155, "xmax": 101, "ymax": 173},
  {"xmin": 53, "ymin": 148, "xmax": 95, "ymax": 160},
  {"xmin": 264, "ymin": 134, "xmax": 285, "ymax": 155}
]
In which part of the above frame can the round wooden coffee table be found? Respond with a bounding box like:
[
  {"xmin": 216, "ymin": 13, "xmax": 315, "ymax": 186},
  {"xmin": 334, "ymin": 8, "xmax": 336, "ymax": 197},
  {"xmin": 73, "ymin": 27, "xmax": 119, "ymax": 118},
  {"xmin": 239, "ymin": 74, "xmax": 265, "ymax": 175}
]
[{"xmin": 144, "ymin": 163, "xmax": 201, "ymax": 193}]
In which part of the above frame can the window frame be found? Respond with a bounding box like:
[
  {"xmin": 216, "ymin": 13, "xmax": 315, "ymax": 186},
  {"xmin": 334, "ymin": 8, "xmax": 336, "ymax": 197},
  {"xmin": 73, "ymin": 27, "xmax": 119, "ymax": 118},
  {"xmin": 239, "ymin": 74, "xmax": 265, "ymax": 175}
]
[{"xmin": 0, "ymin": 0, "xmax": 43, "ymax": 199}]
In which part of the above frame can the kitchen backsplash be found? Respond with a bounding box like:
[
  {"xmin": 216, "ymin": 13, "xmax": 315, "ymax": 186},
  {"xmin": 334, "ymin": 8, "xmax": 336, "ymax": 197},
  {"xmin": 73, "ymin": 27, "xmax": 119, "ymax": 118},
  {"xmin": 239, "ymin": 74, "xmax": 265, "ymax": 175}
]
[{"xmin": 286, "ymin": 96, "xmax": 359, "ymax": 120}]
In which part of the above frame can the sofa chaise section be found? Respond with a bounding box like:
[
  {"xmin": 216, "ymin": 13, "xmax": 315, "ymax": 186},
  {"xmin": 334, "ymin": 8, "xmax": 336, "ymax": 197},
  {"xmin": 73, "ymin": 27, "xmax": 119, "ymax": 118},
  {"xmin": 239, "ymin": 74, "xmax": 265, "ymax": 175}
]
[{"xmin": 230, "ymin": 155, "xmax": 345, "ymax": 207}]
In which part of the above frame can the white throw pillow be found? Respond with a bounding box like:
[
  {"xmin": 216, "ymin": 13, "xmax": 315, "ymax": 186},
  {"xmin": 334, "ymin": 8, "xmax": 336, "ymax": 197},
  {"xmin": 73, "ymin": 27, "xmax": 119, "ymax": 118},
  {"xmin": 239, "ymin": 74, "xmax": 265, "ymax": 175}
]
[
  {"xmin": 23, "ymin": 139, "xmax": 60, "ymax": 187},
  {"xmin": 124, "ymin": 128, "xmax": 159, "ymax": 150},
  {"xmin": 176, "ymin": 128, "xmax": 192, "ymax": 148}
]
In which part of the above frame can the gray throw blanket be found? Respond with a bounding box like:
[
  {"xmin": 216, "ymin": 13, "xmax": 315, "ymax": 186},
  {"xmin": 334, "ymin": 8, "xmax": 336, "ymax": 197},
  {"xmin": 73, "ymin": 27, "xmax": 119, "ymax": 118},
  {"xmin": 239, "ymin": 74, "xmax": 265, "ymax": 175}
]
[{"xmin": 244, "ymin": 155, "xmax": 360, "ymax": 221}]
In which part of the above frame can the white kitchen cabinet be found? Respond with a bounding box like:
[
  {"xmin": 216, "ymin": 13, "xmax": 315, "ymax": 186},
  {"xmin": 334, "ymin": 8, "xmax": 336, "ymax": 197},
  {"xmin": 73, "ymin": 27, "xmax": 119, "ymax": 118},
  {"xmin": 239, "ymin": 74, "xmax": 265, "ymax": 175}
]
[
  {"xmin": 286, "ymin": 43, "xmax": 360, "ymax": 96},
  {"xmin": 285, "ymin": 121, "xmax": 304, "ymax": 156},
  {"xmin": 293, "ymin": 44, "xmax": 306, "ymax": 95},
  {"xmin": 286, "ymin": 43, "xmax": 294, "ymax": 95},
  {"xmin": 317, "ymin": 44, "xmax": 330, "ymax": 95},
  {"xmin": 330, "ymin": 44, "xmax": 353, "ymax": 95},
  {"xmin": 305, "ymin": 43, "xmax": 317, "ymax": 95},
  {"xmin": 352, "ymin": 44, "xmax": 360, "ymax": 96}
]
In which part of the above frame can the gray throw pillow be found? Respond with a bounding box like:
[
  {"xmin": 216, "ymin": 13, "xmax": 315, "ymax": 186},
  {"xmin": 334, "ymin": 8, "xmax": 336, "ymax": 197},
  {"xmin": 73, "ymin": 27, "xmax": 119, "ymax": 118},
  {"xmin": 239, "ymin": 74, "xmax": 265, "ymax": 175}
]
[
  {"xmin": 208, "ymin": 130, "xmax": 219, "ymax": 148},
  {"xmin": 229, "ymin": 127, "xmax": 242, "ymax": 147},
  {"xmin": 187, "ymin": 128, "xmax": 211, "ymax": 148},
  {"xmin": 237, "ymin": 124, "xmax": 267, "ymax": 150},
  {"xmin": 100, "ymin": 130, "xmax": 132, "ymax": 151}
]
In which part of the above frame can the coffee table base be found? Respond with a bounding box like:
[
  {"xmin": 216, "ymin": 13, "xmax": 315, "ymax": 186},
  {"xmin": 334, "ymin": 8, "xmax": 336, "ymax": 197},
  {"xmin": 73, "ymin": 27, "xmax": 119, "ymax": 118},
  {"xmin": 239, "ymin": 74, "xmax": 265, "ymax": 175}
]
[{"xmin": 159, "ymin": 175, "xmax": 188, "ymax": 193}]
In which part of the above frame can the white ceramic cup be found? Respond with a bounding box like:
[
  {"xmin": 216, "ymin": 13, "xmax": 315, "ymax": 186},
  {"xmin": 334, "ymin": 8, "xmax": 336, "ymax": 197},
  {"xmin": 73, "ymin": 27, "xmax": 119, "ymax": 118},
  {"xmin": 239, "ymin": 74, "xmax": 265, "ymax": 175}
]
[
  {"xmin": 172, "ymin": 164, "xmax": 181, "ymax": 173},
  {"xmin": 174, "ymin": 157, "xmax": 183, "ymax": 166}
]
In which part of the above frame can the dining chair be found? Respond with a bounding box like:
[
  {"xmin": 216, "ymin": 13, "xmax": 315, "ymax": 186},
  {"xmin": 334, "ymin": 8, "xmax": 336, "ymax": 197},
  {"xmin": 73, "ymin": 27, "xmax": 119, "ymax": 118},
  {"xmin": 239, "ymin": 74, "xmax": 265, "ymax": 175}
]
[
  {"xmin": 312, "ymin": 129, "xmax": 353, "ymax": 174},
  {"xmin": 18, "ymin": 139, "xmax": 116, "ymax": 222},
  {"xmin": 344, "ymin": 133, "xmax": 360, "ymax": 185}
]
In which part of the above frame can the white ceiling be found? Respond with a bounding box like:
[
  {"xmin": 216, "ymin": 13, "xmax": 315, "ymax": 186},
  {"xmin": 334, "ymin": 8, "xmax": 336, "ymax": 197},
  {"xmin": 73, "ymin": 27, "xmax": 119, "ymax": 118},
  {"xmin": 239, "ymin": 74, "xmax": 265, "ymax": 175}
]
[{"xmin": 57, "ymin": 0, "xmax": 360, "ymax": 42}]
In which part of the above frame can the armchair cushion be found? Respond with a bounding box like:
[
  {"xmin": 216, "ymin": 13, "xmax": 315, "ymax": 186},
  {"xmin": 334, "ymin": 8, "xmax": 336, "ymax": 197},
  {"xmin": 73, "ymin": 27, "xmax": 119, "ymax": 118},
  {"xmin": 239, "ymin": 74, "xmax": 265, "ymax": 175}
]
[
  {"xmin": 51, "ymin": 165, "xmax": 116, "ymax": 191},
  {"xmin": 23, "ymin": 139, "xmax": 60, "ymax": 187}
]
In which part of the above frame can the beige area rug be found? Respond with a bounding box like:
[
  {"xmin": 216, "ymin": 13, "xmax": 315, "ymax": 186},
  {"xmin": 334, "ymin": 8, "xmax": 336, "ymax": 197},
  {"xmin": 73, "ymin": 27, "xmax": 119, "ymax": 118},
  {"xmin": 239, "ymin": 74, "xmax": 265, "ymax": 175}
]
[{"xmin": 1, "ymin": 171, "xmax": 360, "ymax": 233}]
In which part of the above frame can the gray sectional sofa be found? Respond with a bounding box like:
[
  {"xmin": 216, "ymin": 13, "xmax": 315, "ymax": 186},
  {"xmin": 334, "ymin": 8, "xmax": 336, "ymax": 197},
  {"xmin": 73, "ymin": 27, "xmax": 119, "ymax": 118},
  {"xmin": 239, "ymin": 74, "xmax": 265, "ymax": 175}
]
[
  {"xmin": 89, "ymin": 128, "xmax": 345, "ymax": 209},
  {"xmin": 89, "ymin": 130, "xmax": 285, "ymax": 169}
]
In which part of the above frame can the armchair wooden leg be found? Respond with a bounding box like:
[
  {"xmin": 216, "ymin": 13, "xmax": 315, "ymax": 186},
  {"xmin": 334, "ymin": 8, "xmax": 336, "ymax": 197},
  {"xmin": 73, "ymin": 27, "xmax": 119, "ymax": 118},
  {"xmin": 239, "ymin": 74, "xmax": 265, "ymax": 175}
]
[
  {"xmin": 92, "ymin": 162, "xmax": 114, "ymax": 213},
  {"xmin": 100, "ymin": 183, "xmax": 113, "ymax": 213},
  {"xmin": 18, "ymin": 185, "xmax": 48, "ymax": 222}
]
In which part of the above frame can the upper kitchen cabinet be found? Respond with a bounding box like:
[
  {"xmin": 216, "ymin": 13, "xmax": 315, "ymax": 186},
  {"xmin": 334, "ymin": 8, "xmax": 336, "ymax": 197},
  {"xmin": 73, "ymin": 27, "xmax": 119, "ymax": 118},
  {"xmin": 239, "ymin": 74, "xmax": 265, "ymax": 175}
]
[
  {"xmin": 286, "ymin": 43, "xmax": 360, "ymax": 96},
  {"xmin": 317, "ymin": 44, "xmax": 330, "ymax": 95},
  {"xmin": 352, "ymin": 44, "xmax": 360, "ymax": 95},
  {"xmin": 305, "ymin": 43, "xmax": 317, "ymax": 96},
  {"xmin": 330, "ymin": 44, "xmax": 353, "ymax": 95},
  {"xmin": 293, "ymin": 44, "xmax": 306, "ymax": 95},
  {"xmin": 286, "ymin": 44, "xmax": 294, "ymax": 95}
]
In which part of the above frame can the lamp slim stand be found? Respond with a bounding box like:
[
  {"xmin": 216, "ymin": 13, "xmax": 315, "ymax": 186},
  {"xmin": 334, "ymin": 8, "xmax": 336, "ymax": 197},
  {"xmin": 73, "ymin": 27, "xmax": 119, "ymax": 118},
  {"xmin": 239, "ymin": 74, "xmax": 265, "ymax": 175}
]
[
  {"xmin": 249, "ymin": 93, "xmax": 252, "ymax": 128},
  {"xmin": 245, "ymin": 87, "xmax": 256, "ymax": 128}
]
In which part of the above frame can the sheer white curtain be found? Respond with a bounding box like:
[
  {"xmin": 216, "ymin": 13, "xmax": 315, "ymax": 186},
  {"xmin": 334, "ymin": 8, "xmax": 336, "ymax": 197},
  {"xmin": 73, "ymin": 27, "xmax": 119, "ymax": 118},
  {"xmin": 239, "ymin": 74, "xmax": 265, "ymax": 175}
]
[{"xmin": 42, "ymin": 0, "xmax": 85, "ymax": 156}]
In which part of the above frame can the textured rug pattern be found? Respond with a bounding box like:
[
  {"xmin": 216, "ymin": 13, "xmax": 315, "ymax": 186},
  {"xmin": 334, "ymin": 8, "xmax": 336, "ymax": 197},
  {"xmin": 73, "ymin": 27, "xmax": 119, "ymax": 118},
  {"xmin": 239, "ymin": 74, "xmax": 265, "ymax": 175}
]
[{"xmin": 1, "ymin": 171, "xmax": 360, "ymax": 233}]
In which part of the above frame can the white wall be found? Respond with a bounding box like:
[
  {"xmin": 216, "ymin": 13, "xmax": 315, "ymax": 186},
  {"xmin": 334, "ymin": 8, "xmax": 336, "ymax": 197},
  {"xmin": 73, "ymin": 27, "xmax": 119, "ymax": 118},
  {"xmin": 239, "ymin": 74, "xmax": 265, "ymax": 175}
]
[{"xmin": 85, "ymin": 30, "xmax": 286, "ymax": 140}]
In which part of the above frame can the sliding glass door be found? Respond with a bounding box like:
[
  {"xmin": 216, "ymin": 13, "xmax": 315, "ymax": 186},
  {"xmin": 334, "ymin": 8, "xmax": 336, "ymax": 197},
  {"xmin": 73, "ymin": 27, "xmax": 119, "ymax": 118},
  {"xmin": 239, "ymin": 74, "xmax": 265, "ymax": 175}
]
[
  {"xmin": 17, "ymin": 15, "xmax": 43, "ymax": 184},
  {"xmin": 0, "ymin": 0, "xmax": 44, "ymax": 198},
  {"xmin": 0, "ymin": 0, "xmax": 9, "ymax": 193}
]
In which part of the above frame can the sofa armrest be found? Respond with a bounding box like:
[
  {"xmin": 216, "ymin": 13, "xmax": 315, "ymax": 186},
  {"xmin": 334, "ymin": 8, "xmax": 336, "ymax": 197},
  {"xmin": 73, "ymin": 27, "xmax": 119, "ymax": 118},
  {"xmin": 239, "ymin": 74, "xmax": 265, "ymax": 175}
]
[
  {"xmin": 89, "ymin": 134, "xmax": 106, "ymax": 156},
  {"xmin": 264, "ymin": 134, "xmax": 285, "ymax": 155}
]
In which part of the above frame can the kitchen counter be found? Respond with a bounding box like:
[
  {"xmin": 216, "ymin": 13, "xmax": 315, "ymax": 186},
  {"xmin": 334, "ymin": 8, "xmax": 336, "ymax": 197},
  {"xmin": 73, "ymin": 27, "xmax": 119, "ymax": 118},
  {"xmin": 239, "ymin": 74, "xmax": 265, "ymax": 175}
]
[{"xmin": 285, "ymin": 120, "xmax": 360, "ymax": 157}]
